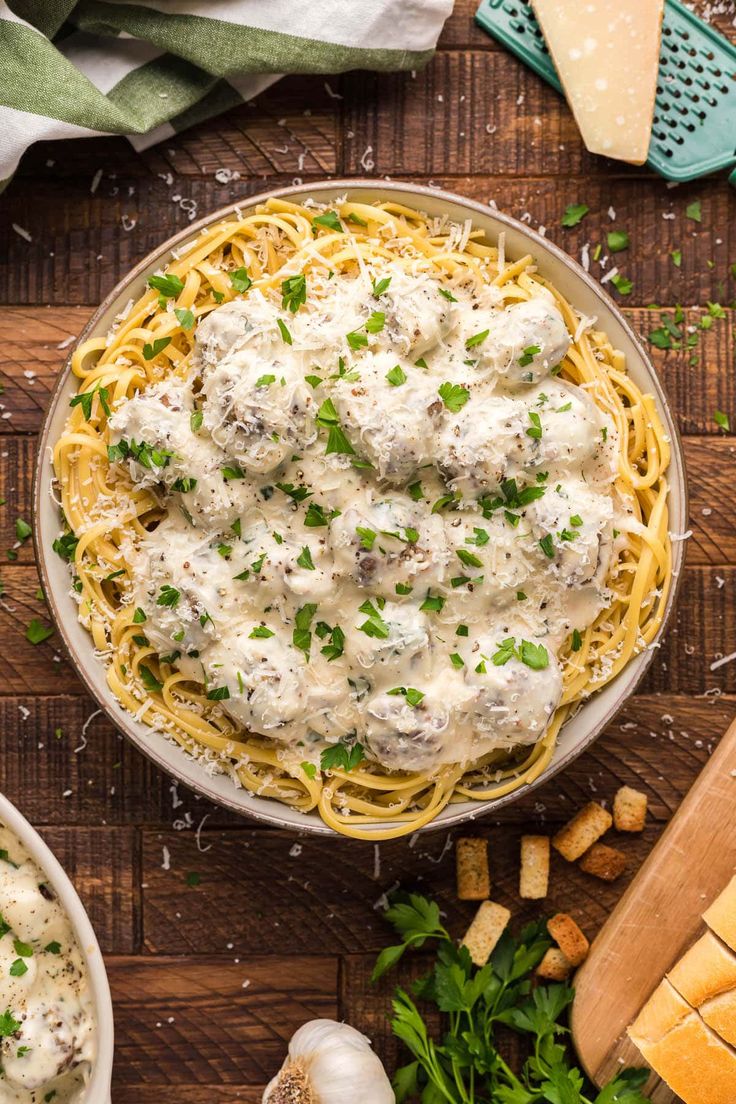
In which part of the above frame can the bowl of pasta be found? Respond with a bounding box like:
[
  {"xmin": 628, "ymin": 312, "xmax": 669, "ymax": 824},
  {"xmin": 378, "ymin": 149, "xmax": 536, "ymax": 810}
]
[{"xmin": 35, "ymin": 181, "xmax": 687, "ymax": 840}]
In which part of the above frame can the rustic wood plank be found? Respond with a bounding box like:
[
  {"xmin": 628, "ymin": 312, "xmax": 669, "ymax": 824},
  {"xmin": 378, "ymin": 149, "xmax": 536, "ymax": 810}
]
[
  {"xmin": 2, "ymin": 172, "xmax": 732, "ymax": 307},
  {"xmin": 108, "ymin": 956, "xmax": 336, "ymax": 1087},
  {"xmin": 116, "ymin": 1091, "xmax": 265, "ymax": 1104},
  {"xmin": 17, "ymin": 827, "xmax": 139, "ymax": 954},
  {"xmin": 0, "ymin": 307, "xmax": 733, "ymax": 436},
  {"xmin": 139, "ymin": 695, "xmax": 735, "ymax": 955},
  {"xmin": 14, "ymin": 75, "xmax": 339, "ymax": 183},
  {"xmin": 1, "ymin": 563, "xmax": 734, "ymax": 696}
]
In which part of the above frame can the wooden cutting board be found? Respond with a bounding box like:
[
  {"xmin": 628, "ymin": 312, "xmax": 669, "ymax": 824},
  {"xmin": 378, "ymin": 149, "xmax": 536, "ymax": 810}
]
[{"xmin": 571, "ymin": 718, "xmax": 736, "ymax": 1101}]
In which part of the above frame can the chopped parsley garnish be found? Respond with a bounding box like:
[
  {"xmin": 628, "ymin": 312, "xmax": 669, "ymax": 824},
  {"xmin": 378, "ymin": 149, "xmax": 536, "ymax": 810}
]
[
  {"xmin": 301, "ymin": 761, "xmax": 317, "ymax": 780},
  {"xmin": 420, "ymin": 592, "xmax": 445, "ymax": 613},
  {"xmin": 539, "ymin": 534, "xmax": 555, "ymax": 558},
  {"xmin": 249, "ymin": 626, "xmax": 275, "ymax": 639},
  {"xmin": 313, "ymin": 210, "xmax": 343, "ymax": 233},
  {"xmin": 561, "ymin": 203, "xmax": 588, "ymax": 227},
  {"xmin": 132, "ymin": 607, "xmax": 147, "ymax": 623},
  {"xmin": 671, "ymin": 249, "xmax": 682, "ymax": 268},
  {"xmin": 297, "ymin": 546, "xmax": 315, "ymax": 570},
  {"xmin": 222, "ymin": 464, "xmax": 245, "ymax": 480},
  {"xmin": 320, "ymin": 624, "xmax": 345, "ymax": 662},
  {"xmin": 304, "ymin": 502, "xmax": 339, "ymax": 527},
  {"xmin": 281, "ymin": 274, "xmax": 307, "ymax": 312},
  {"xmin": 479, "ymin": 477, "xmax": 545, "ymax": 519},
  {"xmin": 206, "ymin": 685, "xmax": 231, "ymax": 701},
  {"xmin": 148, "ymin": 273, "xmax": 184, "ymax": 299},
  {"xmin": 387, "ymin": 686, "xmax": 425, "ymax": 706},
  {"xmin": 315, "ymin": 397, "xmax": 355, "ymax": 455},
  {"xmin": 456, "ymin": 624, "xmax": 468, "ymax": 637},
  {"xmin": 230, "ymin": 267, "xmax": 252, "ymax": 293},
  {"xmin": 277, "ymin": 318, "xmax": 292, "ymax": 345},
  {"xmin": 293, "ymin": 603, "xmax": 318, "ymax": 657},
  {"xmin": 610, "ymin": 274, "xmax": 633, "ymax": 296},
  {"xmin": 142, "ymin": 337, "xmax": 171, "ymax": 361},
  {"xmin": 438, "ymin": 382, "xmax": 470, "ymax": 413},
  {"xmin": 346, "ymin": 329, "xmax": 369, "ymax": 350},
  {"xmin": 156, "ymin": 584, "xmax": 180, "ymax": 609},
  {"xmin": 395, "ymin": 582, "xmax": 413, "ymax": 595},
  {"xmin": 685, "ymin": 199, "xmax": 702, "ymax": 223},
  {"xmin": 431, "ymin": 492, "xmax": 459, "ymax": 513},
  {"xmin": 357, "ymin": 599, "xmax": 390, "ymax": 639},
  {"xmin": 607, "ymin": 230, "xmax": 630, "ymax": 253},
  {"xmin": 518, "ymin": 345, "xmax": 541, "ymax": 367},
  {"xmin": 139, "ymin": 665, "xmax": 162, "ymax": 693},
  {"xmin": 52, "ymin": 531, "xmax": 78, "ymax": 562},
  {"xmin": 276, "ymin": 481, "xmax": 313, "ymax": 503},
  {"xmin": 526, "ymin": 411, "xmax": 543, "ymax": 439},
  {"xmin": 357, "ymin": 526, "xmax": 376, "ymax": 551},
  {"xmin": 386, "ymin": 364, "xmax": 407, "ymax": 387},
  {"xmin": 516, "ymin": 590, "xmax": 527, "ymax": 601},
  {"xmin": 467, "ymin": 527, "xmax": 489, "ymax": 546},
  {"xmin": 217, "ymin": 543, "xmax": 232, "ymax": 558},
  {"xmin": 715, "ymin": 410, "xmax": 730, "ymax": 431},
  {"xmin": 456, "ymin": 548, "xmax": 482, "ymax": 568},
  {"xmin": 320, "ymin": 740, "xmax": 365, "ymax": 773},
  {"xmin": 439, "ymin": 288, "xmax": 458, "ymax": 302},
  {"xmin": 255, "ymin": 373, "xmax": 276, "ymax": 388},
  {"xmin": 305, "ymin": 374, "xmax": 322, "ymax": 389},
  {"xmin": 365, "ymin": 311, "xmax": 385, "ymax": 333},
  {"xmin": 190, "ymin": 410, "xmax": 203, "ymax": 432},
  {"xmin": 449, "ymin": 653, "xmax": 464, "ymax": 668},
  {"xmin": 569, "ymin": 514, "xmax": 583, "ymax": 527},
  {"xmin": 492, "ymin": 637, "xmax": 516, "ymax": 666},
  {"xmin": 69, "ymin": 381, "xmax": 111, "ymax": 421},
  {"xmin": 26, "ymin": 619, "xmax": 54, "ymax": 645},
  {"xmin": 372, "ymin": 276, "xmax": 391, "ymax": 298},
  {"xmin": 0, "ymin": 1009, "xmax": 21, "ymax": 1037},
  {"xmin": 571, "ymin": 629, "xmax": 583, "ymax": 651},
  {"xmin": 408, "ymin": 481, "xmax": 424, "ymax": 502},
  {"xmin": 465, "ymin": 329, "xmax": 489, "ymax": 349},
  {"xmin": 172, "ymin": 476, "xmax": 197, "ymax": 493},
  {"xmin": 174, "ymin": 307, "xmax": 195, "ymax": 330},
  {"xmin": 491, "ymin": 637, "xmax": 549, "ymax": 669},
  {"xmin": 107, "ymin": 439, "xmax": 174, "ymax": 470}
]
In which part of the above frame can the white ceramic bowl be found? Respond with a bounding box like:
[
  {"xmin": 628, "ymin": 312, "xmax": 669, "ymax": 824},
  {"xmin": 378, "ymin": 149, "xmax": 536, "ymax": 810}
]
[
  {"xmin": 0, "ymin": 792, "xmax": 114, "ymax": 1101},
  {"xmin": 34, "ymin": 180, "xmax": 688, "ymax": 837}
]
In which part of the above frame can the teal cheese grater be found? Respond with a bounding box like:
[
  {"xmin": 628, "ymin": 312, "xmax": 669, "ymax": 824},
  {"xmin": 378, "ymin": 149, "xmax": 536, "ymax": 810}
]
[{"xmin": 475, "ymin": 0, "xmax": 736, "ymax": 183}]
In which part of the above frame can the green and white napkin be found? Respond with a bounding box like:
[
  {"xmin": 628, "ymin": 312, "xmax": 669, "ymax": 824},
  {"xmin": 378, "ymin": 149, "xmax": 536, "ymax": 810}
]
[{"xmin": 0, "ymin": 0, "xmax": 453, "ymax": 184}]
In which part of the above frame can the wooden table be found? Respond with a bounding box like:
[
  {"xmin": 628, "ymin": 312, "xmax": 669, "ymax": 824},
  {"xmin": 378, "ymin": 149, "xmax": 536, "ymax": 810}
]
[{"xmin": 1, "ymin": 4, "xmax": 735, "ymax": 1099}]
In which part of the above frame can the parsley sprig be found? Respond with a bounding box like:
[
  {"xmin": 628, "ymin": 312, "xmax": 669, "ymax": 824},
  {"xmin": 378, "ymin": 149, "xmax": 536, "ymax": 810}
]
[{"xmin": 375, "ymin": 893, "xmax": 649, "ymax": 1104}]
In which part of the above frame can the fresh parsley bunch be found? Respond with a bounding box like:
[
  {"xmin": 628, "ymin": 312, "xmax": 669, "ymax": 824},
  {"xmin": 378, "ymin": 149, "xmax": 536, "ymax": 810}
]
[{"xmin": 373, "ymin": 893, "xmax": 649, "ymax": 1104}]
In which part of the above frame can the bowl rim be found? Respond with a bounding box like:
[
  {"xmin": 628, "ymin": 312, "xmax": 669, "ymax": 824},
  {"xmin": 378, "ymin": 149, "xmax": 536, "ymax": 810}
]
[
  {"xmin": 33, "ymin": 178, "xmax": 688, "ymax": 837},
  {"xmin": 0, "ymin": 792, "xmax": 114, "ymax": 1102}
]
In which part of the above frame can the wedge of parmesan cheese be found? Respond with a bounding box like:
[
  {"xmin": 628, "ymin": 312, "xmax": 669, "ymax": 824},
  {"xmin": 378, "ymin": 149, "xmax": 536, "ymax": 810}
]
[{"xmin": 531, "ymin": 0, "xmax": 663, "ymax": 165}]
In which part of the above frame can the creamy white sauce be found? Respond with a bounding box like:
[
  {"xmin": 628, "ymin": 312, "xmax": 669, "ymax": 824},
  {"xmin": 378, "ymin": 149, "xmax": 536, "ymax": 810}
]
[
  {"xmin": 0, "ymin": 827, "xmax": 94, "ymax": 1104},
  {"xmin": 104, "ymin": 261, "xmax": 628, "ymax": 775}
]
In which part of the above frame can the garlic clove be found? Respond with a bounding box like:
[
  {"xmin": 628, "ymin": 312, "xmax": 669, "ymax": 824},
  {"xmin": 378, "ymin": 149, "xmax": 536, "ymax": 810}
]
[{"xmin": 263, "ymin": 1018, "xmax": 395, "ymax": 1104}]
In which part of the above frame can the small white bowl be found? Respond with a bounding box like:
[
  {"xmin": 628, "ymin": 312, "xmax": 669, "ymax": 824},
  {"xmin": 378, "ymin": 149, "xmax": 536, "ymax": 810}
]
[
  {"xmin": 34, "ymin": 180, "xmax": 688, "ymax": 837},
  {"xmin": 0, "ymin": 793, "xmax": 114, "ymax": 1102}
]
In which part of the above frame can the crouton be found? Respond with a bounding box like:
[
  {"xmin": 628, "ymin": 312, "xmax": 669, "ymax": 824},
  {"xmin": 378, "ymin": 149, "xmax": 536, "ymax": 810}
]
[
  {"xmin": 552, "ymin": 802, "xmax": 612, "ymax": 861},
  {"xmin": 547, "ymin": 912, "xmax": 589, "ymax": 966},
  {"xmin": 613, "ymin": 786, "xmax": 648, "ymax": 832},
  {"xmin": 579, "ymin": 842, "xmax": 628, "ymax": 882},
  {"xmin": 537, "ymin": 947, "xmax": 573, "ymax": 981},
  {"xmin": 520, "ymin": 835, "xmax": 550, "ymax": 899},
  {"xmin": 462, "ymin": 900, "xmax": 511, "ymax": 967},
  {"xmin": 456, "ymin": 837, "xmax": 490, "ymax": 900}
]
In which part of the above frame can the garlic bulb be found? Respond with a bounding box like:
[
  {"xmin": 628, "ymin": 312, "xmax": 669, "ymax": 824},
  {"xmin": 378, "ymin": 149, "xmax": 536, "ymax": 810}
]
[{"xmin": 263, "ymin": 1018, "xmax": 395, "ymax": 1104}]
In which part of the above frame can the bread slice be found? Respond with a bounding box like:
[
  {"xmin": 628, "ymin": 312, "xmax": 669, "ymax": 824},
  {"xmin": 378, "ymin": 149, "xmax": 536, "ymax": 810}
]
[
  {"xmin": 668, "ymin": 930, "xmax": 736, "ymax": 1009},
  {"xmin": 613, "ymin": 785, "xmax": 647, "ymax": 832},
  {"xmin": 701, "ymin": 988, "xmax": 736, "ymax": 1048},
  {"xmin": 704, "ymin": 875, "xmax": 736, "ymax": 953},
  {"xmin": 461, "ymin": 901, "xmax": 510, "ymax": 967},
  {"xmin": 629, "ymin": 978, "xmax": 736, "ymax": 1104}
]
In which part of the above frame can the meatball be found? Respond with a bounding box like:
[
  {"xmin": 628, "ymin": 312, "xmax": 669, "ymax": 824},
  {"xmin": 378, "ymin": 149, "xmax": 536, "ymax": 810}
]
[
  {"xmin": 107, "ymin": 377, "xmax": 195, "ymax": 488},
  {"xmin": 436, "ymin": 394, "xmax": 539, "ymax": 498},
  {"xmin": 463, "ymin": 635, "xmax": 563, "ymax": 751},
  {"xmin": 193, "ymin": 295, "xmax": 281, "ymax": 367},
  {"xmin": 472, "ymin": 298, "xmax": 571, "ymax": 387},
  {"xmin": 202, "ymin": 348, "xmax": 315, "ymax": 475},
  {"xmin": 332, "ymin": 351, "xmax": 441, "ymax": 483},
  {"xmin": 330, "ymin": 498, "xmax": 450, "ymax": 595},
  {"xmin": 131, "ymin": 520, "xmax": 235, "ymax": 653},
  {"xmin": 527, "ymin": 480, "xmax": 615, "ymax": 586},
  {"xmin": 377, "ymin": 269, "xmax": 455, "ymax": 357},
  {"xmin": 363, "ymin": 690, "xmax": 451, "ymax": 771}
]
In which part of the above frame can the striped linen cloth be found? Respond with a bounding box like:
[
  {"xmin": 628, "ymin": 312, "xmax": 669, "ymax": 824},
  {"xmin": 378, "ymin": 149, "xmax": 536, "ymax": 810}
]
[{"xmin": 0, "ymin": 0, "xmax": 453, "ymax": 185}]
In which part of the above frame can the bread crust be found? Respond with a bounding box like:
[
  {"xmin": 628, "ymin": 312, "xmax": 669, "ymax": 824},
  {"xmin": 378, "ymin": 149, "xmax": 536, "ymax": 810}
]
[
  {"xmin": 552, "ymin": 803, "xmax": 612, "ymax": 862},
  {"xmin": 704, "ymin": 875, "xmax": 736, "ymax": 954},
  {"xmin": 668, "ymin": 931, "xmax": 736, "ymax": 1009}
]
